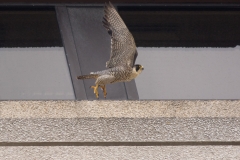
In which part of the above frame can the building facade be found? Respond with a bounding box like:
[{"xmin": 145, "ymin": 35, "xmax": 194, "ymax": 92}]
[{"xmin": 1, "ymin": 0, "xmax": 240, "ymax": 159}]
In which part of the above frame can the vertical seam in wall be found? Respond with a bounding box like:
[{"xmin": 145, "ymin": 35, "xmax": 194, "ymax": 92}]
[
  {"xmin": 66, "ymin": 7, "xmax": 88, "ymax": 100},
  {"xmin": 123, "ymin": 82, "xmax": 130, "ymax": 100},
  {"xmin": 55, "ymin": 6, "xmax": 77, "ymax": 100}
]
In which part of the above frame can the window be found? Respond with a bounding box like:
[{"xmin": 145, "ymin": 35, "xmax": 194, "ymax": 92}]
[
  {"xmin": 0, "ymin": 7, "xmax": 75, "ymax": 100},
  {"xmin": 119, "ymin": 6, "xmax": 240, "ymax": 99}
]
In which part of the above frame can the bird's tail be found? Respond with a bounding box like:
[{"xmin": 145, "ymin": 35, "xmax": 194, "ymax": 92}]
[{"xmin": 77, "ymin": 74, "xmax": 98, "ymax": 80}]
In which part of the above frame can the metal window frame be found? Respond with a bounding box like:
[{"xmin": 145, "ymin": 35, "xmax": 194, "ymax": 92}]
[{"xmin": 56, "ymin": 6, "xmax": 87, "ymax": 100}]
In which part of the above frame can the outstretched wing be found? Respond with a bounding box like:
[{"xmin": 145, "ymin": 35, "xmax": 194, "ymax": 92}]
[{"xmin": 103, "ymin": 2, "xmax": 138, "ymax": 68}]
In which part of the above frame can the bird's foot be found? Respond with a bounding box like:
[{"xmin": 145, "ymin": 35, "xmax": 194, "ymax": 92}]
[
  {"xmin": 91, "ymin": 85, "xmax": 99, "ymax": 99},
  {"xmin": 100, "ymin": 85, "xmax": 107, "ymax": 99}
]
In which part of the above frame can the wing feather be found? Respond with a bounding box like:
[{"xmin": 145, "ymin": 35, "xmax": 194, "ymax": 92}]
[{"xmin": 103, "ymin": 2, "xmax": 138, "ymax": 68}]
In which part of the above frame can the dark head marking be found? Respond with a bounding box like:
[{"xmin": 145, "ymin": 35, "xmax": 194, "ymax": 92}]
[{"xmin": 135, "ymin": 64, "xmax": 142, "ymax": 72}]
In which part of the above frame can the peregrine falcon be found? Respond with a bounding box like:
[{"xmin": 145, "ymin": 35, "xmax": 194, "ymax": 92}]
[{"xmin": 77, "ymin": 2, "xmax": 144, "ymax": 99}]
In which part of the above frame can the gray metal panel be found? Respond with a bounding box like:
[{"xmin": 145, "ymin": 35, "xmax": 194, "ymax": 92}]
[
  {"xmin": 0, "ymin": 47, "xmax": 75, "ymax": 100},
  {"xmin": 136, "ymin": 47, "xmax": 240, "ymax": 100},
  {"xmin": 56, "ymin": 6, "xmax": 87, "ymax": 100},
  {"xmin": 124, "ymin": 80, "xmax": 139, "ymax": 100},
  {"xmin": 67, "ymin": 7, "xmax": 130, "ymax": 100}
]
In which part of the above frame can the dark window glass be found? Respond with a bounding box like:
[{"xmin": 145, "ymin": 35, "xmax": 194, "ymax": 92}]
[
  {"xmin": 118, "ymin": 6, "xmax": 240, "ymax": 47},
  {"xmin": 0, "ymin": 7, "xmax": 62, "ymax": 47}
]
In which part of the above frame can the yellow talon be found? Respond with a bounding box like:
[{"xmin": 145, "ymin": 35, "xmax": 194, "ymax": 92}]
[
  {"xmin": 91, "ymin": 85, "xmax": 99, "ymax": 99},
  {"xmin": 100, "ymin": 85, "xmax": 107, "ymax": 98}
]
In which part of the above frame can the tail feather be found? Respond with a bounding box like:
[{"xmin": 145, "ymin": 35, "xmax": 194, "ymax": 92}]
[{"xmin": 77, "ymin": 74, "xmax": 98, "ymax": 80}]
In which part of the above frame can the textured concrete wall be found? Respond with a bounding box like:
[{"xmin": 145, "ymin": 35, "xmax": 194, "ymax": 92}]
[
  {"xmin": 0, "ymin": 101, "xmax": 240, "ymax": 159},
  {"xmin": 1, "ymin": 146, "xmax": 240, "ymax": 160}
]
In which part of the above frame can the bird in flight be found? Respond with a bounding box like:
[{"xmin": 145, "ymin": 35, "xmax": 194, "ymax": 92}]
[{"xmin": 77, "ymin": 2, "xmax": 144, "ymax": 99}]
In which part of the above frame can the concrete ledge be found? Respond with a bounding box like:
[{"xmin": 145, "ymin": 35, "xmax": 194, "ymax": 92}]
[
  {"xmin": 1, "ymin": 146, "xmax": 240, "ymax": 159},
  {"xmin": 0, "ymin": 118, "xmax": 239, "ymax": 142},
  {"xmin": 0, "ymin": 100, "xmax": 240, "ymax": 143},
  {"xmin": 1, "ymin": 100, "xmax": 240, "ymax": 118}
]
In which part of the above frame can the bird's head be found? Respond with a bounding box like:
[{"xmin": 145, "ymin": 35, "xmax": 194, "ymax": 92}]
[{"xmin": 133, "ymin": 64, "xmax": 144, "ymax": 74}]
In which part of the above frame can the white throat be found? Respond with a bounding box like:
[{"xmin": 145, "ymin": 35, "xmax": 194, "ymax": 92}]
[{"xmin": 129, "ymin": 67, "xmax": 142, "ymax": 80}]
